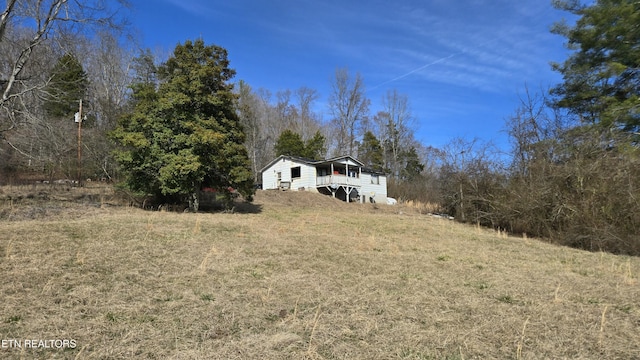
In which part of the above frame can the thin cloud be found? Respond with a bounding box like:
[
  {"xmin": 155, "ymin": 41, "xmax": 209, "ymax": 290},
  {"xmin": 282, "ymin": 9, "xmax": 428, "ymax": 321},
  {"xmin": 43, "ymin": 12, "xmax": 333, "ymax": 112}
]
[
  {"xmin": 369, "ymin": 34, "xmax": 507, "ymax": 91},
  {"xmin": 347, "ymin": 0, "xmax": 559, "ymax": 94},
  {"xmin": 161, "ymin": 0, "xmax": 219, "ymax": 17},
  {"xmin": 370, "ymin": 54, "xmax": 456, "ymax": 90},
  {"xmin": 367, "ymin": 14, "xmax": 555, "ymax": 93}
]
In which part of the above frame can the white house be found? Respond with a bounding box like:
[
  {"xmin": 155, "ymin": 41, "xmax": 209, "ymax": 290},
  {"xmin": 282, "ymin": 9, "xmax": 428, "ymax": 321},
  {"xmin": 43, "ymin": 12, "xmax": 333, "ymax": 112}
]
[{"xmin": 260, "ymin": 155, "xmax": 388, "ymax": 203}]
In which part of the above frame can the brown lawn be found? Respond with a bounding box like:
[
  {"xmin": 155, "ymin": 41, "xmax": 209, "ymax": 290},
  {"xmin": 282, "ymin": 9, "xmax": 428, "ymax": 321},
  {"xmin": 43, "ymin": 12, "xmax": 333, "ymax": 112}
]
[{"xmin": 0, "ymin": 185, "xmax": 638, "ymax": 359}]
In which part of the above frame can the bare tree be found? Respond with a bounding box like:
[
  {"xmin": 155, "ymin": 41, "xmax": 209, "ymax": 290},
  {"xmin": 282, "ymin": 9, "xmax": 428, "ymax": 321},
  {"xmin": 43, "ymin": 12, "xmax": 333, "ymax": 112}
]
[
  {"xmin": 84, "ymin": 32, "xmax": 134, "ymax": 127},
  {"xmin": 295, "ymin": 86, "xmax": 320, "ymax": 141},
  {"xmin": 506, "ymin": 86, "xmax": 566, "ymax": 178},
  {"xmin": 328, "ymin": 68, "xmax": 369, "ymax": 156},
  {"xmin": 237, "ymin": 80, "xmax": 271, "ymax": 182},
  {"xmin": 439, "ymin": 137, "xmax": 503, "ymax": 224},
  {"xmin": 80, "ymin": 32, "xmax": 137, "ymax": 180},
  {"xmin": 0, "ymin": 25, "xmax": 64, "ymax": 178},
  {"xmin": 374, "ymin": 89, "xmax": 414, "ymax": 178},
  {"xmin": 254, "ymin": 88, "xmax": 280, "ymax": 162},
  {"xmin": 0, "ymin": 0, "xmax": 18, "ymax": 40},
  {"xmin": 275, "ymin": 89, "xmax": 297, "ymax": 132},
  {"xmin": 0, "ymin": 0, "xmax": 129, "ymax": 133}
]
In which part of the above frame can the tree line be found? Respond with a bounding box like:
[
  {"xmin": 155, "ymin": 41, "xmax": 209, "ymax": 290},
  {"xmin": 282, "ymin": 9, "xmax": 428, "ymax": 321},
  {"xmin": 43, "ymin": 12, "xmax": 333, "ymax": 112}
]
[
  {"xmin": 434, "ymin": 0, "xmax": 640, "ymax": 255},
  {"xmin": 1, "ymin": 0, "xmax": 131, "ymax": 183},
  {"xmin": 1, "ymin": 0, "xmax": 638, "ymax": 254}
]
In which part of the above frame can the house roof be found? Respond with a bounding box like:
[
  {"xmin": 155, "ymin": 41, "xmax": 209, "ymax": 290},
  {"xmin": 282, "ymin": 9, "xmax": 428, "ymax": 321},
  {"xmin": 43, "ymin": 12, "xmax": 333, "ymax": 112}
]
[
  {"xmin": 259, "ymin": 155, "xmax": 317, "ymax": 173},
  {"xmin": 260, "ymin": 155, "xmax": 385, "ymax": 175},
  {"xmin": 360, "ymin": 166, "xmax": 386, "ymax": 176},
  {"xmin": 315, "ymin": 155, "xmax": 364, "ymax": 167}
]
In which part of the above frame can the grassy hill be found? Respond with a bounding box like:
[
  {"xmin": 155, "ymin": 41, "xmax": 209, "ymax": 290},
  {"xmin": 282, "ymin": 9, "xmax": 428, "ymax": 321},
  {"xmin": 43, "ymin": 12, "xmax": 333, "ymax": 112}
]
[{"xmin": 0, "ymin": 185, "xmax": 638, "ymax": 359}]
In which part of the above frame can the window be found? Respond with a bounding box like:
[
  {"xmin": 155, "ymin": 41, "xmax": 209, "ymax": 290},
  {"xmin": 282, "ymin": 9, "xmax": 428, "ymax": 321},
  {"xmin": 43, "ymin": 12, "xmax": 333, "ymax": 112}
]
[
  {"xmin": 291, "ymin": 166, "xmax": 301, "ymax": 179},
  {"xmin": 371, "ymin": 175, "xmax": 379, "ymax": 185}
]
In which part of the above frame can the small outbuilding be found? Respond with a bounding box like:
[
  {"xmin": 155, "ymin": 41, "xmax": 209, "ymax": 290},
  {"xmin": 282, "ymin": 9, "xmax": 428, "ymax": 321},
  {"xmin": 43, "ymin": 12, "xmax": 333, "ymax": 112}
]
[{"xmin": 261, "ymin": 155, "xmax": 388, "ymax": 203}]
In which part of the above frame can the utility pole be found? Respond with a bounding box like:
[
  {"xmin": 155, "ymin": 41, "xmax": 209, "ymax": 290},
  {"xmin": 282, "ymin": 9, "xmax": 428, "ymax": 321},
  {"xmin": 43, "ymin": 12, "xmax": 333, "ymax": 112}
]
[{"xmin": 75, "ymin": 99, "xmax": 83, "ymax": 185}]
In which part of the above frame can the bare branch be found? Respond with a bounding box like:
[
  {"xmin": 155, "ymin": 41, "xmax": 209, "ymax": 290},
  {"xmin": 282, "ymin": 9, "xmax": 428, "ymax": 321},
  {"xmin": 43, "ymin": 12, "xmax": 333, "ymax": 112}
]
[
  {"xmin": 1, "ymin": 0, "xmax": 67, "ymax": 106},
  {"xmin": 328, "ymin": 68, "xmax": 369, "ymax": 156},
  {"xmin": 0, "ymin": 0, "xmax": 18, "ymax": 40}
]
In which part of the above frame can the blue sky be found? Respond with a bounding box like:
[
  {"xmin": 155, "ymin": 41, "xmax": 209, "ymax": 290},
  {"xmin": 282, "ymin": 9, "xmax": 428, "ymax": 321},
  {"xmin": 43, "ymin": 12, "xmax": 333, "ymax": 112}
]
[{"xmin": 132, "ymin": 0, "xmax": 575, "ymax": 150}]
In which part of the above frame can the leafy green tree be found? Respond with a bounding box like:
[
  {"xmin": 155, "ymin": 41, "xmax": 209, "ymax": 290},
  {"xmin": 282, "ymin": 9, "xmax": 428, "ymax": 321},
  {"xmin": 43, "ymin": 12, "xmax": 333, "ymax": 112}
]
[
  {"xmin": 44, "ymin": 53, "xmax": 88, "ymax": 118},
  {"xmin": 551, "ymin": 0, "xmax": 640, "ymax": 132},
  {"xmin": 358, "ymin": 131, "xmax": 384, "ymax": 172},
  {"xmin": 112, "ymin": 39, "xmax": 254, "ymax": 211}
]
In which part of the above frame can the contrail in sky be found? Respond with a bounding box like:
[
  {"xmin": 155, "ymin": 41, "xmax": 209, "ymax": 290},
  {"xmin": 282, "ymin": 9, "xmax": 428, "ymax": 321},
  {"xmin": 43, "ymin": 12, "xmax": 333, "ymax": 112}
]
[
  {"xmin": 369, "ymin": 53, "xmax": 457, "ymax": 91},
  {"xmin": 369, "ymin": 37, "xmax": 500, "ymax": 91}
]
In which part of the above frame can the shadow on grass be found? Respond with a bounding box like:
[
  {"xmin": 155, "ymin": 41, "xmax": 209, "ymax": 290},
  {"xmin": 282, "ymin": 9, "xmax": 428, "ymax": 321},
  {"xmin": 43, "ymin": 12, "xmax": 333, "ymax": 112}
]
[
  {"xmin": 114, "ymin": 189, "xmax": 264, "ymax": 214},
  {"xmin": 0, "ymin": 185, "xmax": 264, "ymax": 219},
  {"xmin": 199, "ymin": 200, "xmax": 263, "ymax": 214}
]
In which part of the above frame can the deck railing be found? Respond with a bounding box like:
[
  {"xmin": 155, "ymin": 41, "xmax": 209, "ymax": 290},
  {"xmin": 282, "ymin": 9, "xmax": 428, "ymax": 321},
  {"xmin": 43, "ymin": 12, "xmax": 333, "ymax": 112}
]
[{"xmin": 316, "ymin": 175, "xmax": 360, "ymax": 187}]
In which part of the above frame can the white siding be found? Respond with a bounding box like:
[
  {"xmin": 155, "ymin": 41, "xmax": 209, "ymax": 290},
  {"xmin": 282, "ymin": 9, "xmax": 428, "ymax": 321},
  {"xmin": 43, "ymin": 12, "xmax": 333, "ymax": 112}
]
[
  {"xmin": 262, "ymin": 158, "xmax": 317, "ymax": 191},
  {"xmin": 359, "ymin": 172, "xmax": 387, "ymax": 203},
  {"xmin": 292, "ymin": 163, "xmax": 317, "ymax": 191},
  {"xmin": 261, "ymin": 156, "xmax": 387, "ymax": 200}
]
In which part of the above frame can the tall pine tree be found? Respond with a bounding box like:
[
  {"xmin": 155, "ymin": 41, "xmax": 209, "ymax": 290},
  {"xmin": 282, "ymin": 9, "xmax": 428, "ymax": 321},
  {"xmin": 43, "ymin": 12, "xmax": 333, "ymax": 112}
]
[
  {"xmin": 358, "ymin": 131, "xmax": 385, "ymax": 172},
  {"xmin": 551, "ymin": 0, "xmax": 640, "ymax": 132},
  {"xmin": 44, "ymin": 53, "xmax": 88, "ymax": 118}
]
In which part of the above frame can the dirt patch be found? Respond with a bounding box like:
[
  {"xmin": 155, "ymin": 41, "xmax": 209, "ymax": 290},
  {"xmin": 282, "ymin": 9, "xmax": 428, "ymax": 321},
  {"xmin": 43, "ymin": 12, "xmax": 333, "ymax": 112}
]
[
  {"xmin": 254, "ymin": 189, "xmax": 353, "ymax": 209},
  {"xmin": 252, "ymin": 189, "xmax": 427, "ymax": 218}
]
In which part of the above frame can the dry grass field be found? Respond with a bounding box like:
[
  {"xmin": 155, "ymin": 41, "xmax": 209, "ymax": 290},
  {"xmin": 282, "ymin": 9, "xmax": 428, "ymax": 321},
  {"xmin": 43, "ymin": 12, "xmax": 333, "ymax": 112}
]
[{"xmin": 0, "ymin": 184, "xmax": 639, "ymax": 359}]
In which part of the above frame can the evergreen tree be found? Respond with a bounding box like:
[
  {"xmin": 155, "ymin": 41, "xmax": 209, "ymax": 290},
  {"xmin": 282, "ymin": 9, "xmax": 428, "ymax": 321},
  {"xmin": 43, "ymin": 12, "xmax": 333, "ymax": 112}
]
[
  {"xmin": 401, "ymin": 146, "xmax": 424, "ymax": 181},
  {"xmin": 112, "ymin": 39, "xmax": 254, "ymax": 211},
  {"xmin": 303, "ymin": 130, "xmax": 326, "ymax": 160},
  {"xmin": 551, "ymin": 0, "xmax": 640, "ymax": 132},
  {"xmin": 358, "ymin": 131, "xmax": 384, "ymax": 172},
  {"xmin": 274, "ymin": 129, "xmax": 326, "ymax": 160},
  {"xmin": 131, "ymin": 49, "xmax": 158, "ymax": 86},
  {"xmin": 44, "ymin": 53, "xmax": 88, "ymax": 118},
  {"xmin": 274, "ymin": 129, "xmax": 306, "ymax": 157}
]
